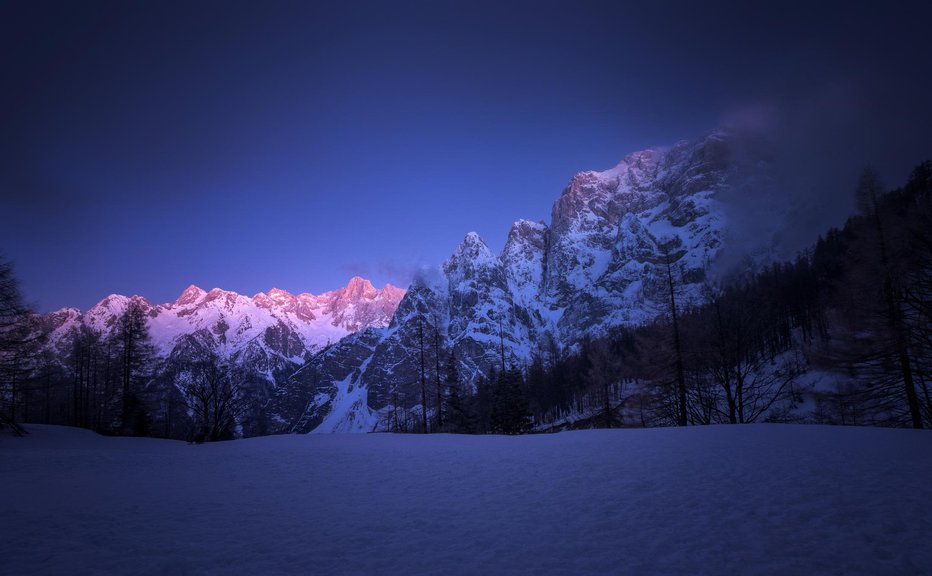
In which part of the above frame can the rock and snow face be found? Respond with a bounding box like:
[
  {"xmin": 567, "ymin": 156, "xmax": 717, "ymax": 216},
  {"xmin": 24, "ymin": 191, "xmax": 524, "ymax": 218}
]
[
  {"xmin": 286, "ymin": 130, "xmax": 767, "ymax": 431},
  {"xmin": 37, "ymin": 277, "xmax": 405, "ymax": 435}
]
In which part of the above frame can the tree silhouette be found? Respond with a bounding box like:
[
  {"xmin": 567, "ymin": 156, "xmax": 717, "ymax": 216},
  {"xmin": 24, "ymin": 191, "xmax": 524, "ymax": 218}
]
[
  {"xmin": 0, "ymin": 257, "xmax": 31, "ymax": 435},
  {"xmin": 115, "ymin": 300, "xmax": 154, "ymax": 434}
]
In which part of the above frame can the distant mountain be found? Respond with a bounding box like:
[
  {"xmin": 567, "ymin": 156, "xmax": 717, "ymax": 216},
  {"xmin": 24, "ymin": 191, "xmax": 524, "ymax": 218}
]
[
  {"xmin": 44, "ymin": 277, "xmax": 404, "ymax": 357},
  {"xmin": 36, "ymin": 277, "xmax": 404, "ymax": 436},
  {"xmin": 281, "ymin": 129, "xmax": 771, "ymax": 432}
]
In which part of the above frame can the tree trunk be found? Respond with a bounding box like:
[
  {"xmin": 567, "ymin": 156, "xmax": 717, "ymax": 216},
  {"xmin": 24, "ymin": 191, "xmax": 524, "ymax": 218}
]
[
  {"xmin": 434, "ymin": 326, "xmax": 443, "ymax": 432},
  {"xmin": 419, "ymin": 320, "xmax": 428, "ymax": 434},
  {"xmin": 666, "ymin": 258, "xmax": 688, "ymax": 426}
]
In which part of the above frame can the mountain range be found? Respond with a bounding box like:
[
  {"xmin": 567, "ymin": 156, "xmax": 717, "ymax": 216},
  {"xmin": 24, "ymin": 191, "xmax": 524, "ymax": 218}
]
[
  {"xmin": 35, "ymin": 128, "xmax": 772, "ymax": 434},
  {"xmin": 35, "ymin": 277, "xmax": 404, "ymax": 435},
  {"xmin": 43, "ymin": 277, "xmax": 405, "ymax": 358}
]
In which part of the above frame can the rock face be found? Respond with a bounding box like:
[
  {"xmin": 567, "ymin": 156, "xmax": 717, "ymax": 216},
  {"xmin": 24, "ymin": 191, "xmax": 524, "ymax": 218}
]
[
  {"xmin": 37, "ymin": 277, "xmax": 405, "ymax": 436},
  {"xmin": 286, "ymin": 130, "xmax": 748, "ymax": 431}
]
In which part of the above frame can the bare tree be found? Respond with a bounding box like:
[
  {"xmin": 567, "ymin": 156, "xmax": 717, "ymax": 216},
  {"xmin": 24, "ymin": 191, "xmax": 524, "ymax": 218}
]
[
  {"xmin": 418, "ymin": 317, "xmax": 429, "ymax": 433},
  {"xmin": 659, "ymin": 240, "xmax": 689, "ymax": 426},
  {"xmin": 698, "ymin": 283, "xmax": 800, "ymax": 424},
  {"xmin": 431, "ymin": 311, "xmax": 444, "ymax": 432},
  {"xmin": 182, "ymin": 360, "xmax": 247, "ymax": 442},
  {"xmin": 838, "ymin": 168, "xmax": 924, "ymax": 428},
  {"xmin": 584, "ymin": 339, "xmax": 624, "ymax": 428},
  {"xmin": 0, "ymin": 256, "xmax": 31, "ymax": 435}
]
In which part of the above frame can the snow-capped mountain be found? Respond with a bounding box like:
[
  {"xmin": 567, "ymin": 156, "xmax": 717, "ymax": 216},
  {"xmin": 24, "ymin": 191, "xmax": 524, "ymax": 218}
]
[
  {"xmin": 36, "ymin": 277, "xmax": 405, "ymax": 436},
  {"xmin": 43, "ymin": 277, "xmax": 404, "ymax": 359},
  {"xmin": 281, "ymin": 129, "xmax": 772, "ymax": 431}
]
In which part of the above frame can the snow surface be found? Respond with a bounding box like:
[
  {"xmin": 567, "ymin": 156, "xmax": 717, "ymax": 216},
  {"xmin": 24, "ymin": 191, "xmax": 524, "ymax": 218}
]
[{"xmin": 3, "ymin": 424, "xmax": 931, "ymax": 575}]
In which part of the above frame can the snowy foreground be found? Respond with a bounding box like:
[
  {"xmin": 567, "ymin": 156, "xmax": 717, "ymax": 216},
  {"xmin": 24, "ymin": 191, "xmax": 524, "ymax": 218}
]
[{"xmin": 2, "ymin": 425, "xmax": 931, "ymax": 575}]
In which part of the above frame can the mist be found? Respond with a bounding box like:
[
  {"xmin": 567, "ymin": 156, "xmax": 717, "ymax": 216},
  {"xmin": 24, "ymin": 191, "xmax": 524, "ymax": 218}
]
[{"xmin": 711, "ymin": 62, "xmax": 932, "ymax": 278}]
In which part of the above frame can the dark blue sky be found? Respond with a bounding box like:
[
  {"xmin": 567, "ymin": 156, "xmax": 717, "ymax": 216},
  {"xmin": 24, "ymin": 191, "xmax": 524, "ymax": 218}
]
[{"xmin": 3, "ymin": 1, "xmax": 931, "ymax": 311}]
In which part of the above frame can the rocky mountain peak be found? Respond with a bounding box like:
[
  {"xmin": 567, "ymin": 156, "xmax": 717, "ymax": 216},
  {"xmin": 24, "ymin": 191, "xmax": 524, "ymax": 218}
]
[
  {"xmin": 175, "ymin": 284, "xmax": 206, "ymax": 307},
  {"xmin": 267, "ymin": 287, "xmax": 295, "ymax": 303},
  {"xmin": 342, "ymin": 276, "xmax": 376, "ymax": 299},
  {"xmin": 93, "ymin": 293, "xmax": 130, "ymax": 311},
  {"xmin": 381, "ymin": 283, "xmax": 406, "ymax": 302},
  {"xmin": 502, "ymin": 220, "xmax": 547, "ymax": 270},
  {"xmin": 322, "ymin": 277, "xmax": 406, "ymax": 333},
  {"xmin": 202, "ymin": 287, "xmax": 242, "ymax": 311},
  {"xmin": 442, "ymin": 233, "xmax": 502, "ymax": 294},
  {"xmin": 505, "ymin": 219, "xmax": 547, "ymax": 241},
  {"xmin": 446, "ymin": 232, "xmax": 496, "ymax": 270},
  {"xmin": 502, "ymin": 220, "xmax": 548, "ymax": 306}
]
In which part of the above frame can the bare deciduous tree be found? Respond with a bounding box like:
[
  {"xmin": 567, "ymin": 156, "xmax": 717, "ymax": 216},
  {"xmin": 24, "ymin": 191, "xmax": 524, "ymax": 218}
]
[{"xmin": 183, "ymin": 360, "xmax": 247, "ymax": 442}]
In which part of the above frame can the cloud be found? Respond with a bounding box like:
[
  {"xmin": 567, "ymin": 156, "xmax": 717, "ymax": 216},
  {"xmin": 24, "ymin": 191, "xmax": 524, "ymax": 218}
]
[
  {"xmin": 338, "ymin": 257, "xmax": 421, "ymax": 289},
  {"xmin": 709, "ymin": 66, "xmax": 932, "ymax": 280}
]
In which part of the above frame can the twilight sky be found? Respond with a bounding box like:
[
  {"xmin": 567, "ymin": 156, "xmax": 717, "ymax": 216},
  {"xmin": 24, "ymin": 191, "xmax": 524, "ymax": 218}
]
[{"xmin": 2, "ymin": 1, "xmax": 931, "ymax": 312}]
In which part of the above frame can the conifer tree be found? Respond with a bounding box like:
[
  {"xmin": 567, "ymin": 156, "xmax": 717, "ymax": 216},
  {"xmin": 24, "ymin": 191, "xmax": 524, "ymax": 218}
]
[
  {"xmin": 490, "ymin": 367, "xmax": 533, "ymax": 434},
  {"xmin": 443, "ymin": 351, "xmax": 476, "ymax": 433},
  {"xmin": 115, "ymin": 300, "xmax": 154, "ymax": 434},
  {"xmin": 433, "ymin": 316, "xmax": 444, "ymax": 432}
]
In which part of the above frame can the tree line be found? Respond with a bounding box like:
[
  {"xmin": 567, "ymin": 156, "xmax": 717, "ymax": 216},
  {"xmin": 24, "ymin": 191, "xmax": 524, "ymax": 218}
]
[{"xmin": 0, "ymin": 290, "xmax": 247, "ymax": 441}]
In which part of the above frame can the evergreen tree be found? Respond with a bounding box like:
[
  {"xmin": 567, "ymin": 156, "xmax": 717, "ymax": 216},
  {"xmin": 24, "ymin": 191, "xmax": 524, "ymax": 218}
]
[
  {"xmin": 68, "ymin": 324, "xmax": 101, "ymax": 429},
  {"xmin": 525, "ymin": 352, "xmax": 550, "ymax": 423},
  {"xmin": 443, "ymin": 351, "xmax": 476, "ymax": 433},
  {"xmin": 489, "ymin": 367, "xmax": 533, "ymax": 435},
  {"xmin": 474, "ymin": 369, "xmax": 495, "ymax": 434},
  {"xmin": 585, "ymin": 339, "xmax": 623, "ymax": 428},
  {"xmin": 115, "ymin": 300, "xmax": 154, "ymax": 435},
  {"xmin": 432, "ymin": 316, "xmax": 444, "ymax": 432}
]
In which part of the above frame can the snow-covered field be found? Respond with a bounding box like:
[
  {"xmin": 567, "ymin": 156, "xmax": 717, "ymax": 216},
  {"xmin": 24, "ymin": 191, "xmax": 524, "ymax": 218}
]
[{"xmin": 2, "ymin": 424, "xmax": 931, "ymax": 575}]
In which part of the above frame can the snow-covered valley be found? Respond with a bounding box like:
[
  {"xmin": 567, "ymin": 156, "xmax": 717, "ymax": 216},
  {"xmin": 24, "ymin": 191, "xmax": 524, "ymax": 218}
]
[{"xmin": 3, "ymin": 424, "xmax": 930, "ymax": 575}]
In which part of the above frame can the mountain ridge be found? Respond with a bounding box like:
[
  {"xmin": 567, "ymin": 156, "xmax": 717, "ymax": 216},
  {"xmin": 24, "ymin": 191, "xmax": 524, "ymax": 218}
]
[{"xmin": 33, "ymin": 276, "xmax": 405, "ymax": 436}]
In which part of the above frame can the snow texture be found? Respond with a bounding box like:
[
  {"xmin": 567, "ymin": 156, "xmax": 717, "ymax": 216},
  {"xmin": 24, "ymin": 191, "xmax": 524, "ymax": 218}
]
[{"xmin": 3, "ymin": 424, "xmax": 931, "ymax": 575}]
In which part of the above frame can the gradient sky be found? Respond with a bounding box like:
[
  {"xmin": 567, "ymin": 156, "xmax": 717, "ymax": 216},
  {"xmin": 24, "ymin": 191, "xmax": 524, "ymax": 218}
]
[{"xmin": 2, "ymin": 1, "xmax": 931, "ymax": 311}]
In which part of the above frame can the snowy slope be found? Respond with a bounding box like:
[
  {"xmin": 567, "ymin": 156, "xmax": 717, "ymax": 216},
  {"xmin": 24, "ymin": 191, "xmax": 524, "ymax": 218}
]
[{"xmin": 4, "ymin": 424, "xmax": 931, "ymax": 575}]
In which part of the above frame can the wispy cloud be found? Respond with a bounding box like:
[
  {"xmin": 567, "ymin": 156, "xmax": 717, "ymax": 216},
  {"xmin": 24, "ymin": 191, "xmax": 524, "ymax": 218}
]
[{"xmin": 338, "ymin": 256, "xmax": 423, "ymax": 289}]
